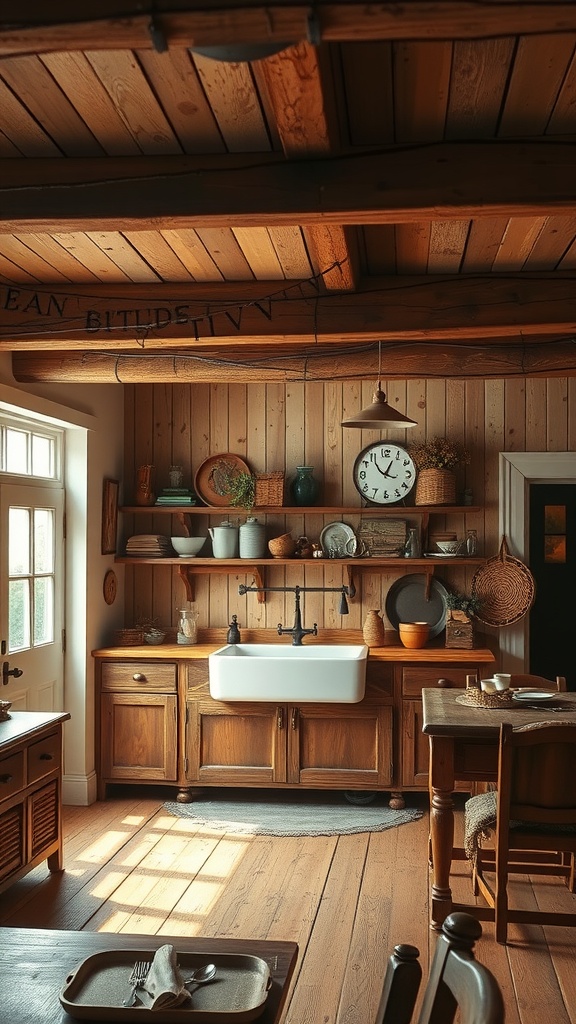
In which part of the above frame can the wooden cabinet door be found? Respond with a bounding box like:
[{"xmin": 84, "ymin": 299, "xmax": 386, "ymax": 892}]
[
  {"xmin": 186, "ymin": 700, "xmax": 287, "ymax": 785},
  {"xmin": 401, "ymin": 699, "xmax": 430, "ymax": 788},
  {"xmin": 101, "ymin": 692, "xmax": 178, "ymax": 783},
  {"xmin": 287, "ymin": 704, "xmax": 393, "ymax": 789}
]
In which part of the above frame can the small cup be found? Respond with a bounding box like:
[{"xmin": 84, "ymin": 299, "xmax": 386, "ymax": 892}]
[
  {"xmin": 480, "ymin": 678, "xmax": 498, "ymax": 694},
  {"xmin": 493, "ymin": 673, "xmax": 511, "ymax": 691}
]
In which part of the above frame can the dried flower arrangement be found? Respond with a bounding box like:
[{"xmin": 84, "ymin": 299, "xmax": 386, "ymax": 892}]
[{"xmin": 409, "ymin": 436, "xmax": 470, "ymax": 471}]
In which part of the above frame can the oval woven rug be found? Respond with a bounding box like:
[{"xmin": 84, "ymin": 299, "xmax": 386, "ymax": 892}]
[{"xmin": 164, "ymin": 796, "xmax": 423, "ymax": 836}]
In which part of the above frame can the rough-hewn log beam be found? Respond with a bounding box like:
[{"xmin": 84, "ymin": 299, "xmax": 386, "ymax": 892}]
[
  {"xmin": 2, "ymin": 275, "xmax": 576, "ymax": 349},
  {"xmin": 2, "ymin": 144, "xmax": 576, "ymax": 231},
  {"xmin": 12, "ymin": 340, "xmax": 576, "ymax": 383},
  {"xmin": 2, "ymin": 3, "xmax": 576, "ymax": 56}
]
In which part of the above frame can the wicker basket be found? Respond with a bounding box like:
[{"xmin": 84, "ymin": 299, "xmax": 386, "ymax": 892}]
[
  {"xmin": 255, "ymin": 471, "xmax": 284, "ymax": 507},
  {"xmin": 455, "ymin": 688, "xmax": 517, "ymax": 709},
  {"xmin": 471, "ymin": 536, "xmax": 536, "ymax": 626},
  {"xmin": 415, "ymin": 468, "xmax": 456, "ymax": 506},
  {"xmin": 112, "ymin": 628, "xmax": 146, "ymax": 646}
]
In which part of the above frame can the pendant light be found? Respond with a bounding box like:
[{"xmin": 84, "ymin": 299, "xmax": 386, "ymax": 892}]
[{"xmin": 341, "ymin": 342, "xmax": 417, "ymax": 429}]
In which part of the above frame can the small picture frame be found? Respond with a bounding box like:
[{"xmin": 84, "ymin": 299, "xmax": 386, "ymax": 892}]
[{"xmin": 101, "ymin": 478, "xmax": 119, "ymax": 555}]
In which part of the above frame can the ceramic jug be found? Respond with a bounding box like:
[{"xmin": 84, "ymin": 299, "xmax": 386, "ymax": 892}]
[
  {"xmin": 239, "ymin": 517, "xmax": 266, "ymax": 559},
  {"xmin": 208, "ymin": 521, "xmax": 239, "ymax": 558}
]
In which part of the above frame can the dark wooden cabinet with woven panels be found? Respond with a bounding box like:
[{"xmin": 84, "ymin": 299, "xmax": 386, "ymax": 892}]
[{"xmin": 0, "ymin": 711, "xmax": 69, "ymax": 894}]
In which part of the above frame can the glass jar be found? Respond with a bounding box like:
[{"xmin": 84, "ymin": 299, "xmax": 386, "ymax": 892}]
[
  {"xmin": 466, "ymin": 529, "xmax": 478, "ymax": 556},
  {"xmin": 178, "ymin": 608, "xmax": 198, "ymax": 645},
  {"xmin": 404, "ymin": 526, "xmax": 422, "ymax": 558}
]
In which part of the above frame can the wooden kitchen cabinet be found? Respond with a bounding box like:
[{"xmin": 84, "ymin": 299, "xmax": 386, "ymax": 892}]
[
  {"xmin": 185, "ymin": 697, "xmax": 393, "ymax": 790},
  {"xmin": 398, "ymin": 663, "xmax": 488, "ymax": 788},
  {"xmin": 93, "ymin": 639, "xmax": 495, "ymax": 803},
  {"xmin": 97, "ymin": 660, "xmax": 178, "ymax": 798},
  {"xmin": 0, "ymin": 711, "xmax": 70, "ymax": 894}
]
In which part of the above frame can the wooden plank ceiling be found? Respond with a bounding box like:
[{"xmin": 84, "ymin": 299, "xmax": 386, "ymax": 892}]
[{"xmin": 2, "ymin": 1, "xmax": 576, "ymax": 382}]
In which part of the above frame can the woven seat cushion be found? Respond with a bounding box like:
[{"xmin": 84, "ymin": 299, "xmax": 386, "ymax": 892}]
[{"xmin": 464, "ymin": 791, "xmax": 576, "ymax": 861}]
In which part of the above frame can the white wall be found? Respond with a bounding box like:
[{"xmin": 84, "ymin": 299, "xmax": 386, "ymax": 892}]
[{"xmin": 0, "ymin": 355, "xmax": 124, "ymax": 804}]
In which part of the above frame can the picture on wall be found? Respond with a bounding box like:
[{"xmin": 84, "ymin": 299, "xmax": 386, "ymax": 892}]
[{"xmin": 101, "ymin": 478, "xmax": 119, "ymax": 555}]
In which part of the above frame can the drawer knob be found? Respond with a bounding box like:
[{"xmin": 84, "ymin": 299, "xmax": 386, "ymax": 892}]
[
  {"xmin": 132, "ymin": 673, "xmax": 146, "ymax": 682},
  {"xmin": 0, "ymin": 773, "xmax": 13, "ymax": 784},
  {"xmin": 39, "ymin": 752, "xmax": 54, "ymax": 761},
  {"xmin": 437, "ymin": 678, "xmax": 449, "ymax": 688}
]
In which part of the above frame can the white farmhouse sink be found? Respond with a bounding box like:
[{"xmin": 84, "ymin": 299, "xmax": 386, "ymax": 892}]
[{"xmin": 208, "ymin": 644, "xmax": 368, "ymax": 703}]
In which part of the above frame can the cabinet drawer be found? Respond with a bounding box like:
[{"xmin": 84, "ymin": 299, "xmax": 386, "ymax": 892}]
[
  {"xmin": 0, "ymin": 751, "xmax": 25, "ymax": 799},
  {"xmin": 28, "ymin": 731, "xmax": 61, "ymax": 784},
  {"xmin": 401, "ymin": 665, "xmax": 476, "ymax": 696},
  {"xmin": 101, "ymin": 662, "xmax": 177, "ymax": 691}
]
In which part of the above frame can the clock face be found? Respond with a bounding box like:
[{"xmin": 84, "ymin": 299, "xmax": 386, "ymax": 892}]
[{"xmin": 353, "ymin": 443, "xmax": 416, "ymax": 505}]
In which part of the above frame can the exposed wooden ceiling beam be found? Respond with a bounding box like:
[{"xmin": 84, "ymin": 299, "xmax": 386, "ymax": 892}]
[
  {"xmin": 2, "ymin": 2, "xmax": 576, "ymax": 56},
  {"xmin": 2, "ymin": 274, "xmax": 576, "ymax": 348},
  {"xmin": 2, "ymin": 144, "xmax": 576, "ymax": 232},
  {"xmin": 12, "ymin": 339, "xmax": 576, "ymax": 384}
]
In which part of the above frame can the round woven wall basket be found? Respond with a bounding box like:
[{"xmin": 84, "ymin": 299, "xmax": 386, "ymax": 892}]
[
  {"xmin": 471, "ymin": 537, "xmax": 536, "ymax": 627},
  {"xmin": 415, "ymin": 468, "xmax": 456, "ymax": 506}
]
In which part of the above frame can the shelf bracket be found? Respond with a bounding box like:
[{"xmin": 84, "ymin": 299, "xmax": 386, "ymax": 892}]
[
  {"xmin": 178, "ymin": 565, "xmax": 196, "ymax": 602},
  {"xmin": 177, "ymin": 564, "xmax": 266, "ymax": 602}
]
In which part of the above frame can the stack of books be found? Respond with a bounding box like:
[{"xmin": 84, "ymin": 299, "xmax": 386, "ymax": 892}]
[{"xmin": 155, "ymin": 488, "xmax": 197, "ymax": 506}]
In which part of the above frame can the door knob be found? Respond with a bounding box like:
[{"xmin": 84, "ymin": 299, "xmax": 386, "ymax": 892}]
[{"xmin": 2, "ymin": 662, "xmax": 23, "ymax": 685}]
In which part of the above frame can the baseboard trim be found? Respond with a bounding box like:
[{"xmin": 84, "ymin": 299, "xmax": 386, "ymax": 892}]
[{"xmin": 63, "ymin": 770, "xmax": 98, "ymax": 806}]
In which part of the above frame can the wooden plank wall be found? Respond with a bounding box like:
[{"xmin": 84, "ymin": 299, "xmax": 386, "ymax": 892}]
[{"xmin": 121, "ymin": 377, "xmax": 576, "ymax": 636}]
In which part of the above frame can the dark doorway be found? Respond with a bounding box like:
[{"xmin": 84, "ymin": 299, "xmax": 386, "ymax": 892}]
[{"xmin": 529, "ymin": 483, "xmax": 575, "ymax": 690}]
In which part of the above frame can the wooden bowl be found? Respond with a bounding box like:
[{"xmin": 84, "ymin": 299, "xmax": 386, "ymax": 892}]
[
  {"xmin": 398, "ymin": 621, "xmax": 430, "ymax": 649},
  {"xmin": 268, "ymin": 533, "xmax": 296, "ymax": 558}
]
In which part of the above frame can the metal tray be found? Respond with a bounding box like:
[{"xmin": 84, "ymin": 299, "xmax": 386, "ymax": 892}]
[{"xmin": 59, "ymin": 949, "xmax": 271, "ymax": 1022}]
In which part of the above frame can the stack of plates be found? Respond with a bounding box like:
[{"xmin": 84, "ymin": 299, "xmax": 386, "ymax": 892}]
[{"xmin": 126, "ymin": 534, "xmax": 172, "ymax": 558}]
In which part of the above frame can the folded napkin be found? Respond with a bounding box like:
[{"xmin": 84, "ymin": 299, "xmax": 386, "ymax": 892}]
[{"xmin": 143, "ymin": 944, "xmax": 189, "ymax": 1010}]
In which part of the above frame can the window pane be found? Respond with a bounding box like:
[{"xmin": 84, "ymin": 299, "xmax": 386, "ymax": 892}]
[
  {"xmin": 6, "ymin": 427, "xmax": 29, "ymax": 473},
  {"xmin": 9, "ymin": 507, "xmax": 30, "ymax": 574},
  {"xmin": 34, "ymin": 576, "xmax": 54, "ymax": 645},
  {"xmin": 32, "ymin": 434, "xmax": 54, "ymax": 477},
  {"xmin": 9, "ymin": 578, "xmax": 30, "ymax": 651},
  {"xmin": 34, "ymin": 508, "xmax": 54, "ymax": 573}
]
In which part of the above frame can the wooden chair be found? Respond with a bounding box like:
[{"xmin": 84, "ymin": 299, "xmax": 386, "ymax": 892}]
[
  {"xmin": 377, "ymin": 912, "xmax": 504, "ymax": 1024},
  {"xmin": 508, "ymin": 673, "xmax": 566, "ymax": 691},
  {"xmin": 466, "ymin": 721, "xmax": 576, "ymax": 943}
]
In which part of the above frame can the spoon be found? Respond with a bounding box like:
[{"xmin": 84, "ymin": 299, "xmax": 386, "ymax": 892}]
[{"xmin": 184, "ymin": 963, "xmax": 217, "ymax": 992}]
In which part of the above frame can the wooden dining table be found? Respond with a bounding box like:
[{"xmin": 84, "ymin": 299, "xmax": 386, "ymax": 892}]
[
  {"xmin": 0, "ymin": 926, "xmax": 298, "ymax": 1024},
  {"xmin": 422, "ymin": 687, "xmax": 576, "ymax": 930}
]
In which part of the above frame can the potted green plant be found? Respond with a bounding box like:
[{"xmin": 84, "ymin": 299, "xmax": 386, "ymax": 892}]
[
  {"xmin": 408, "ymin": 437, "xmax": 470, "ymax": 505},
  {"xmin": 224, "ymin": 470, "xmax": 256, "ymax": 510}
]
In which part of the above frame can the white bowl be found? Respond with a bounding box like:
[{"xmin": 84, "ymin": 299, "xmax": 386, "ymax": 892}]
[
  {"xmin": 480, "ymin": 678, "xmax": 498, "ymax": 694},
  {"xmin": 171, "ymin": 536, "xmax": 205, "ymax": 557}
]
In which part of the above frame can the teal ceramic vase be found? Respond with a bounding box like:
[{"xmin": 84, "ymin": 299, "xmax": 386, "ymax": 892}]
[{"xmin": 290, "ymin": 466, "xmax": 319, "ymax": 506}]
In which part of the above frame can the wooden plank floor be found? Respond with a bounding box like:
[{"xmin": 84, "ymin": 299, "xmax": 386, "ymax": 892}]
[{"xmin": 1, "ymin": 788, "xmax": 576, "ymax": 1024}]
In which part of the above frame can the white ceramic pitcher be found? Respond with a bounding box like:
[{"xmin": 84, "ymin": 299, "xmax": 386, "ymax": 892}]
[{"xmin": 208, "ymin": 522, "xmax": 239, "ymax": 558}]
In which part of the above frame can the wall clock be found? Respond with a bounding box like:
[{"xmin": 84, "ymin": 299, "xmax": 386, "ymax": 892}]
[
  {"xmin": 352, "ymin": 443, "xmax": 416, "ymax": 505},
  {"xmin": 103, "ymin": 569, "xmax": 117, "ymax": 605}
]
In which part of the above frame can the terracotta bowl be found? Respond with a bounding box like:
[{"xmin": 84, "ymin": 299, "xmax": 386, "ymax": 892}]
[
  {"xmin": 268, "ymin": 533, "xmax": 296, "ymax": 558},
  {"xmin": 398, "ymin": 621, "xmax": 430, "ymax": 649}
]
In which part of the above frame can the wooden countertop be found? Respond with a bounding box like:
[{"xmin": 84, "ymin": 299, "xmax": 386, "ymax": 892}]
[{"xmin": 93, "ymin": 629, "xmax": 496, "ymax": 663}]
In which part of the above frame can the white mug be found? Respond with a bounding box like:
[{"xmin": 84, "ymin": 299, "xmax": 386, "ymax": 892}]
[{"xmin": 494, "ymin": 672, "xmax": 511, "ymax": 690}]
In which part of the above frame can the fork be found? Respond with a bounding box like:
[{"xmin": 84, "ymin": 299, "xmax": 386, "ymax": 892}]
[{"xmin": 122, "ymin": 960, "xmax": 150, "ymax": 1006}]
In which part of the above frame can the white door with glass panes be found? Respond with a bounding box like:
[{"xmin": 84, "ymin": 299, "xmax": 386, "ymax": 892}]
[{"xmin": 0, "ymin": 418, "xmax": 64, "ymax": 710}]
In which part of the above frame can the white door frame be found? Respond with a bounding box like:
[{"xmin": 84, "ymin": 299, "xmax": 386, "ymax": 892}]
[{"xmin": 499, "ymin": 451, "xmax": 576, "ymax": 672}]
